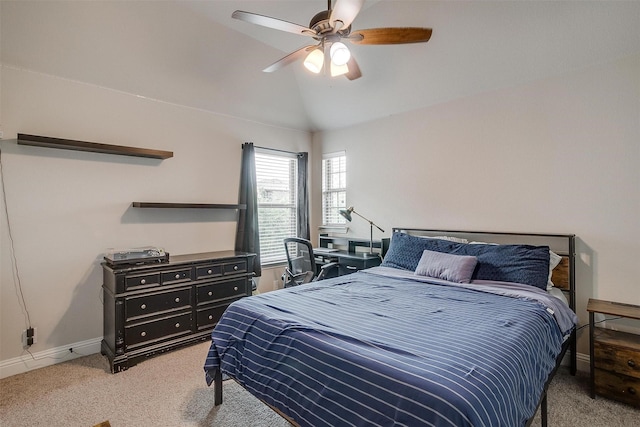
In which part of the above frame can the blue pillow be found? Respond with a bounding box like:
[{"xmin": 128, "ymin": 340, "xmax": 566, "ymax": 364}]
[
  {"xmin": 382, "ymin": 232, "xmax": 459, "ymax": 271},
  {"xmin": 382, "ymin": 232, "xmax": 550, "ymax": 290}
]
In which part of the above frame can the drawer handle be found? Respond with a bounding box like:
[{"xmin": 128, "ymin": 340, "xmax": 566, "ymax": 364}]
[
  {"xmin": 140, "ymin": 331, "xmax": 146, "ymax": 337},
  {"xmin": 175, "ymin": 274, "xmax": 181, "ymax": 279},
  {"xmin": 141, "ymin": 304, "xmax": 147, "ymax": 310},
  {"xmin": 234, "ymin": 286, "xmax": 238, "ymax": 291},
  {"xmin": 207, "ymin": 269, "xmax": 213, "ymax": 274},
  {"xmin": 175, "ymin": 323, "xmax": 180, "ymax": 328},
  {"xmin": 346, "ymin": 265, "xmax": 357, "ymax": 270},
  {"xmin": 208, "ymin": 315, "xmax": 213, "ymax": 320},
  {"xmin": 208, "ymin": 291, "xmax": 213, "ymax": 296},
  {"xmin": 140, "ymin": 279, "xmax": 146, "ymax": 285},
  {"xmin": 629, "ymin": 387, "xmax": 636, "ymax": 395},
  {"xmin": 234, "ymin": 265, "xmax": 239, "ymax": 271},
  {"xmin": 628, "ymin": 359, "xmax": 636, "ymax": 368},
  {"xmin": 175, "ymin": 297, "xmax": 180, "ymax": 303}
]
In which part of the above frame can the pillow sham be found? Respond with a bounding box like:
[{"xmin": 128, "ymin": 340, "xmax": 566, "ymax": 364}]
[
  {"xmin": 414, "ymin": 250, "xmax": 478, "ymax": 283},
  {"xmin": 382, "ymin": 232, "xmax": 460, "ymax": 271},
  {"xmin": 382, "ymin": 232, "xmax": 551, "ymax": 290},
  {"xmin": 473, "ymin": 240, "xmax": 562, "ymax": 290},
  {"xmin": 547, "ymin": 250, "xmax": 563, "ymax": 290}
]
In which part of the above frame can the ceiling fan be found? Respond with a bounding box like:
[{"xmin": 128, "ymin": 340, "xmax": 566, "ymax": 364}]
[{"xmin": 232, "ymin": 0, "xmax": 432, "ymax": 80}]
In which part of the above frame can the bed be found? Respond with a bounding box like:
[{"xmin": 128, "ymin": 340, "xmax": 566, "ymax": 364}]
[{"xmin": 204, "ymin": 228, "xmax": 578, "ymax": 427}]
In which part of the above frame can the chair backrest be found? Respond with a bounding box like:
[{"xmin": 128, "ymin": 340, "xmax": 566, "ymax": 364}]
[{"xmin": 283, "ymin": 237, "xmax": 316, "ymax": 286}]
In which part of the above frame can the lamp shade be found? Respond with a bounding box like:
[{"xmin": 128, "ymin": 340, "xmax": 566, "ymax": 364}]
[
  {"xmin": 339, "ymin": 206, "xmax": 354, "ymax": 222},
  {"xmin": 330, "ymin": 61, "xmax": 349, "ymax": 77},
  {"xmin": 303, "ymin": 48, "xmax": 324, "ymax": 73},
  {"xmin": 330, "ymin": 42, "xmax": 351, "ymax": 66}
]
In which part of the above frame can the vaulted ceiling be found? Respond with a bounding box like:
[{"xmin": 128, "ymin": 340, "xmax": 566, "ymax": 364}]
[{"xmin": 2, "ymin": 1, "xmax": 639, "ymax": 132}]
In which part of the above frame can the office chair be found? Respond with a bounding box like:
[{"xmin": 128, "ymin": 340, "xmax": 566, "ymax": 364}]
[{"xmin": 283, "ymin": 237, "xmax": 338, "ymax": 288}]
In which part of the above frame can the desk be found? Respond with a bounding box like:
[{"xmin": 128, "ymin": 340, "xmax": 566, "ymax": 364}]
[{"xmin": 315, "ymin": 249, "xmax": 382, "ymax": 277}]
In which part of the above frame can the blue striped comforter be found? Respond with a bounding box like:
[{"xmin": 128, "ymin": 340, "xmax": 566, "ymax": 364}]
[{"xmin": 204, "ymin": 267, "xmax": 576, "ymax": 427}]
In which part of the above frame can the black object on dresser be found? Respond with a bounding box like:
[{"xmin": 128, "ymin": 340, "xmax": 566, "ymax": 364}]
[{"xmin": 101, "ymin": 250, "xmax": 255, "ymax": 373}]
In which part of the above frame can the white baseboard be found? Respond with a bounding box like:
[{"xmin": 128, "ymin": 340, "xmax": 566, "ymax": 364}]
[
  {"xmin": 0, "ymin": 337, "xmax": 102, "ymax": 379},
  {"xmin": 576, "ymin": 352, "xmax": 590, "ymax": 373},
  {"xmin": 0, "ymin": 339, "xmax": 591, "ymax": 380},
  {"xmin": 559, "ymin": 351, "xmax": 590, "ymax": 373}
]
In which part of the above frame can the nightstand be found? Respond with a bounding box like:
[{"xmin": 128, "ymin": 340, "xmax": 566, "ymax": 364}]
[{"xmin": 587, "ymin": 298, "xmax": 640, "ymax": 407}]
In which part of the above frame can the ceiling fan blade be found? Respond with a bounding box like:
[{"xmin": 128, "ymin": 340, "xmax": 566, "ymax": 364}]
[
  {"xmin": 329, "ymin": 0, "xmax": 365, "ymax": 30},
  {"xmin": 348, "ymin": 27, "xmax": 433, "ymax": 45},
  {"xmin": 263, "ymin": 45, "xmax": 317, "ymax": 73},
  {"xmin": 232, "ymin": 10, "xmax": 314, "ymax": 37},
  {"xmin": 344, "ymin": 56, "xmax": 362, "ymax": 80}
]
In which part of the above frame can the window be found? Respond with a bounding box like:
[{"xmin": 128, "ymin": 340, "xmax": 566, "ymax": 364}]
[
  {"xmin": 255, "ymin": 150, "xmax": 298, "ymax": 264},
  {"xmin": 322, "ymin": 151, "xmax": 347, "ymax": 225}
]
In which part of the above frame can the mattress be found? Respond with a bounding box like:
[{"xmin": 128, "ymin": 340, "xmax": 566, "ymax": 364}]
[{"xmin": 204, "ymin": 266, "xmax": 577, "ymax": 426}]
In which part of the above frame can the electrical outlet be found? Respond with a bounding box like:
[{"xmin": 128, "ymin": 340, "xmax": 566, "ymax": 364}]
[{"xmin": 22, "ymin": 327, "xmax": 37, "ymax": 347}]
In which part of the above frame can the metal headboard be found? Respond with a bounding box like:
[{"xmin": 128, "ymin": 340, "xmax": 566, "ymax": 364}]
[{"xmin": 393, "ymin": 227, "xmax": 577, "ymax": 374}]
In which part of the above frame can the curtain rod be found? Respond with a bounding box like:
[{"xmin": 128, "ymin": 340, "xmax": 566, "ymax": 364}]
[{"xmin": 248, "ymin": 144, "xmax": 302, "ymax": 156}]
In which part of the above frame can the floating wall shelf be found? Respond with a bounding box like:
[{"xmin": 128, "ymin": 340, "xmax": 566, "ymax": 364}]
[
  {"xmin": 17, "ymin": 133, "xmax": 173, "ymax": 159},
  {"xmin": 132, "ymin": 202, "xmax": 247, "ymax": 209}
]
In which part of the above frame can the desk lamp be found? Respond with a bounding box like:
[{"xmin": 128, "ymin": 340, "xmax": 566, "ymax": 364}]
[{"xmin": 338, "ymin": 206, "xmax": 385, "ymax": 254}]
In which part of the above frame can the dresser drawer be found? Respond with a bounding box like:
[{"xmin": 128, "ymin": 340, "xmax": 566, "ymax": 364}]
[
  {"xmin": 196, "ymin": 264, "xmax": 223, "ymax": 280},
  {"xmin": 197, "ymin": 278, "xmax": 246, "ymax": 304},
  {"xmin": 594, "ymin": 368, "xmax": 640, "ymax": 408},
  {"xmin": 197, "ymin": 302, "xmax": 238, "ymax": 330},
  {"xmin": 595, "ymin": 341, "xmax": 640, "ymax": 379},
  {"xmin": 125, "ymin": 312, "xmax": 193, "ymax": 349},
  {"xmin": 125, "ymin": 273, "xmax": 161, "ymax": 290},
  {"xmin": 125, "ymin": 288, "xmax": 191, "ymax": 320},
  {"xmin": 224, "ymin": 260, "xmax": 247, "ymax": 275},
  {"xmin": 161, "ymin": 268, "xmax": 192, "ymax": 285}
]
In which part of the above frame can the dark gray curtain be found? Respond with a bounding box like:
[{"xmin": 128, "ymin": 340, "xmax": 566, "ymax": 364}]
[
  {"xmin": 235, "ymin": 143, "xmax": 261, "ymax": 277},
  {"xmin": 297, "ymin": 152, "xmax": 310, "ymax": 241}
]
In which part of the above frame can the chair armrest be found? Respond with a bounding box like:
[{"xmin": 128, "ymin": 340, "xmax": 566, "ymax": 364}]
[
  {"xmin": 317, "ymin": 262, "xmax": 339, "ymax": 281},
  {"xmin": 319, "ymin": 262, "xmax": 338, "ymax": 271}
]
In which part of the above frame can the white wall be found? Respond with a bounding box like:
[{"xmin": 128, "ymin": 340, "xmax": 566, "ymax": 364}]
[
  {"xmin": 0, "ymin": 65, "xmax": 311, "ymax": 375},
  {"xmin": 315, "ymin": 54, "xmax": 640, "ymax": 356}
]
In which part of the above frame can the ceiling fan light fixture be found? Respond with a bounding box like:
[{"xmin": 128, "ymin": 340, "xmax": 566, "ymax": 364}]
[
  {"xmin": 330, "ymin": 61, "xmax": 349, "ymax": 77},
  {"xmin": 330, "ymin": 41, "xmax": 351, "ymax": 66},
  {"xmin": 303, "ymin": 48, "xmax": 324, "ymax": 73}
]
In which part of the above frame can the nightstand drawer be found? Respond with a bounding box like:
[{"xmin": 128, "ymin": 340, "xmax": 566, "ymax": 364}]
[
  {"xmin": 125, "ymin": 312, "xmax": 193, "ymax": 348},
  {"xmin": 197, "ymin": 278, "xmax": 246, "ymax": 304},
  {"xmin": 125, "ymin": 288, "xmax": 191, "ymax": 320},
  {"xmin": 595, "ymin": 341, "xmax": 640, "ymax": 379},
  {"xmin": 594, "ymin": 368, "xmax": 640, "ymax": 408}
]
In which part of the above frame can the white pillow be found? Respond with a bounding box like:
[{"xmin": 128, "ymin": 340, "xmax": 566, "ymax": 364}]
[{"xmin": 547, "ymin": 251, "xmax": 563, "ymax": 290}]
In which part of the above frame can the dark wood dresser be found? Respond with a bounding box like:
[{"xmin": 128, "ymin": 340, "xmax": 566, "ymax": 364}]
[
  {"xmin": 588, "ymin": 298, "xmax": 640, "ymax": 408},
  {"xmin": 101, "ymin": 251, "xmax": 255, "ymax": 373}
]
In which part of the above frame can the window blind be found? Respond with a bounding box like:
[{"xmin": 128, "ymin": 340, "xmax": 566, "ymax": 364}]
[
  {"xmin": 322, "ymin": 151, "xmax": 347, "ymax": 225},
  {"xmin": 255, "ymin": 151, "xmax": 298, "ymax": 264}
]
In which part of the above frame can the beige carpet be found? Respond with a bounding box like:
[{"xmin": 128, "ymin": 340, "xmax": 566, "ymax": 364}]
[{"xmin": 1, "ymin": 341, "xmax": 638, "ymax": 426}]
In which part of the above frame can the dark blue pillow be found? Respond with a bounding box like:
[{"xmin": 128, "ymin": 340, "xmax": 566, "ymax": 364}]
[
  {"xmin": 382, "ymin": 232, "xmax": 550, "ymax": 290},
  {"xmin": 381, "ymin": 232, "xmax": 460, "ymax": 271}
]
